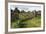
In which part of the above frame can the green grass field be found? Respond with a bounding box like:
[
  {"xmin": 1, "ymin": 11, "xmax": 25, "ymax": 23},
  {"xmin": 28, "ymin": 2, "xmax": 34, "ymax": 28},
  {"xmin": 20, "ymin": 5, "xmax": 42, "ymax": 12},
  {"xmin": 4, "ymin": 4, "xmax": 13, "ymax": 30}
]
[
  {"xmin": 23, "ymin": 16, "xmax": 41, "ymax": 28},
  {"xmin": 11, "ymin": 16, "xmax": 41, "ymax": 28}
]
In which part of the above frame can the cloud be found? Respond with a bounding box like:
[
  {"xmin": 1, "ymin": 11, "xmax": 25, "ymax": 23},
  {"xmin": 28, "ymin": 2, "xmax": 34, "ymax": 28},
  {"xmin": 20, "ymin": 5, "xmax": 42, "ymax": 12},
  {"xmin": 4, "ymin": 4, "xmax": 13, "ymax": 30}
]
[{"xmin": 10, "ymin": 5, "xmax": 41, "ymax": 12}]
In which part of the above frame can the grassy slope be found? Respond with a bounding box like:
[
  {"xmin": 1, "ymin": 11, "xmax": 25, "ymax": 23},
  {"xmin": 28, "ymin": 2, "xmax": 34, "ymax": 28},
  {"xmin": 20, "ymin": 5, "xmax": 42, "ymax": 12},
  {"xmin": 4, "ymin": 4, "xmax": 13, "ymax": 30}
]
[
  {"xmin": 11, "ymin": 16, "xmax": 41, "ymax": 28},
  {"xmin": 22, "ymin": 16, "xmax": 41, "ymax": 28}
]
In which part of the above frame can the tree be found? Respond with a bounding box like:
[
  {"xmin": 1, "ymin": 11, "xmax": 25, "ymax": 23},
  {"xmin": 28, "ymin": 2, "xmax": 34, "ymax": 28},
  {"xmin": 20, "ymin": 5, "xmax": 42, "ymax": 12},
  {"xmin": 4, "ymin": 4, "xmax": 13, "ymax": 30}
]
[
  {"xmin": 11, "ymin": 9, "xmax": 13, "ymax": 12},
  {"xmin": 37, "ymin": 10, "xmax": 41, "ymax": 16},
  {"xmin": 32, "ymin": 10, "xmax": 37, "ymax": 17},
  {"xmin": 28, "ymin": 11, "xmax": 31, "ymax": 13},
  {"xmin": 11, "ymin": 8, "xmax": 20, "ymax": 22},
  {"xmin": 14, "ymin": 7, "xmax": 20, "ymax": 13},
  {"xmin": 21, "ymin": 10, "xmax": 25, "ymax": 13}
]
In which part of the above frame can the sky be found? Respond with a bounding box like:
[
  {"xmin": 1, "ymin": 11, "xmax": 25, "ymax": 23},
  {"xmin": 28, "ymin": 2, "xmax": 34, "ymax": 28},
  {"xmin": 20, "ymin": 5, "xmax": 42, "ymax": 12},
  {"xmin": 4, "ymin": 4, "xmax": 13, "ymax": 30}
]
[{"xmin": 10, "ymin": 5, "xmax": 41, "ymax": 12}]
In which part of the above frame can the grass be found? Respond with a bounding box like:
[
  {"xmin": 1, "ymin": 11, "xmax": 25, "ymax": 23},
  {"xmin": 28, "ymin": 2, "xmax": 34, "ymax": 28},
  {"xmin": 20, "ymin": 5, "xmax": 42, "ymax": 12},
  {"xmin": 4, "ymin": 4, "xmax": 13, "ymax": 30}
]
[
  {"xmin": 11, "ymin": 16, "xmax": 41, "ymax": 28},
  {"xmin": 23, "ymin": 16, "xmax": 41, "ymax": 28}
]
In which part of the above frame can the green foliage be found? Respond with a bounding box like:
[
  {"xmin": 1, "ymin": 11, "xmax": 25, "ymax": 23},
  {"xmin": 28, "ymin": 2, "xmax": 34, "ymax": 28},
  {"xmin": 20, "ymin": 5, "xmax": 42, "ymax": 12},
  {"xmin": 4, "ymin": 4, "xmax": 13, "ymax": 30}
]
[{"xmin": 21, "ymin": 10, "xmax": 25, "ymax": 13}]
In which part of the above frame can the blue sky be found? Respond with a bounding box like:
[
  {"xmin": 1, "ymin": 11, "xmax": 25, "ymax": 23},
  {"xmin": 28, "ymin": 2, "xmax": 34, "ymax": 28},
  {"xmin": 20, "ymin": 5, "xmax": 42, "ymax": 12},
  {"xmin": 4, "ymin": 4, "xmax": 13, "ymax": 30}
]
[{"xmin": 10, "ymin": 5, "xmax": 41, "ymax": 12}]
